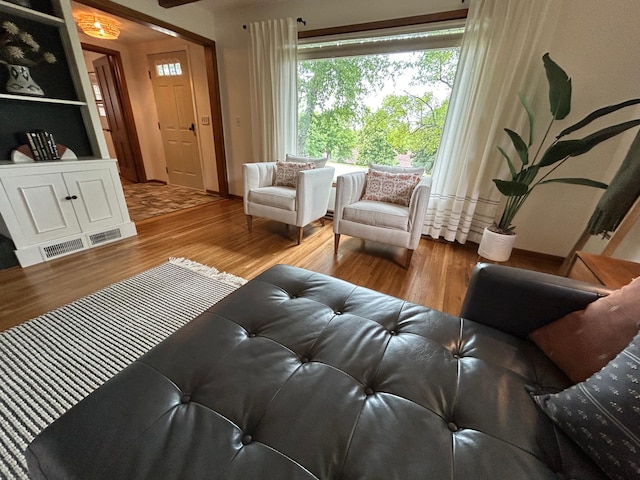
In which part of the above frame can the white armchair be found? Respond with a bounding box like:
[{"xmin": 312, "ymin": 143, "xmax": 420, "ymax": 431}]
[
  {"xmin": 243, "ymin": 162, "xmax": 335, "ymax": 245},
  {"xmin": 333, "ymin": 168, "xmax": 432, "ymax": 267}
]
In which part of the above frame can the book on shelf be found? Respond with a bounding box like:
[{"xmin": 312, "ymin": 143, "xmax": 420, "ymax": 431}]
[{"xmin": 24, "ymin": 130, "xmax": 61, "ymax": 161}]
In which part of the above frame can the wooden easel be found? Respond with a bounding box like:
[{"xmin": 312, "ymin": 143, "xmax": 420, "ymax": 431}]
[{"xmin": 559, "ymin": 196, "xmax": 640, "ymax": 275}]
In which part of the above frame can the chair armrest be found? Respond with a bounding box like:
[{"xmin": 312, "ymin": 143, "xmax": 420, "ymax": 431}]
[
  {"xmin": 333, "ymin": 172, "xmax": 366, "ymax": 229},
  {"xmin": 460, "ymin": 263, "xmax": 612, "ymax": 338},
  {"xmin": 407, "ymin": 177, "xmax": 432, "ymax": 249},
  {"xmin": 296, "ymin": 166, "xmax": 336, "ymax": 226}
]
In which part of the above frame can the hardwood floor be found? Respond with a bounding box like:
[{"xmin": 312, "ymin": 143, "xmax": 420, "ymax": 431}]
[{"xmin": 0, "ymin": 198, "xmax": 563, "ymax": 332}]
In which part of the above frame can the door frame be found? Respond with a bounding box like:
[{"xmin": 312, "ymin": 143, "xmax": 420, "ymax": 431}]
[
  {"xmin": 76, "ymin": 0, "xmax": 230, "ymax": 197},
  {"xmin": 83, "ymin": 44, "xmax": 147, "ymax": 183}
]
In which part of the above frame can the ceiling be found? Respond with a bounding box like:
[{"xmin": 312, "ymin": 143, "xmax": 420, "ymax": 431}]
[
  {"xmin": 70, "ymin": 1, "xmax": 172, "ymax": 45},
  {"xmin": 204, "ymin": 0, "xmax": 286, "ymax": 9},
  {"xmin": 70, "ymin": 0, "xmax": 289, "ymax": 45}
]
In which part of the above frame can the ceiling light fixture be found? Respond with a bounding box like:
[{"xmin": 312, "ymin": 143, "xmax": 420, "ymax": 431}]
[{"xmin": 77, "ymin": 14, "xmax": 120, "ymax": 40}]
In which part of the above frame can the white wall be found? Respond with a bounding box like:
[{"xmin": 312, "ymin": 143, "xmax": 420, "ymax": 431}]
[{"xmin": 509, "ymin": 0, "xmax": 640, "ymax": 260}]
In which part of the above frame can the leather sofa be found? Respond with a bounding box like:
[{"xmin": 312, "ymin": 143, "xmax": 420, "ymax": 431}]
[{"xmin": 27, "ymin": 263, "xmax": 612, "ymax": 479}]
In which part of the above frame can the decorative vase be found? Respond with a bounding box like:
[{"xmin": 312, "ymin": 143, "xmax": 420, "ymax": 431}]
[
  {"xmin": 5, "ymin": 64, "xmax": 44, "ymax": 97},
  {"xmin": 478, "ymin": 227, "xmax": 517, "ymax": 262}
]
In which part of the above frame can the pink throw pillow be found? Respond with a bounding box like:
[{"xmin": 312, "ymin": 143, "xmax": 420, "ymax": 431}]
[
  {"xmin": 529, "ymin": 276, "xmax": 640, "ymax": 383},
  {"xmin": 361, "ymin": 169, "xmax": 421, "ymax": 206},
  {"xmin": 274, "ymin": 161, "xmax": 315, "ymax": 188}
]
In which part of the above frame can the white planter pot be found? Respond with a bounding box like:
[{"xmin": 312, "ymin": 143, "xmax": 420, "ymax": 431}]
[{"xmin": 478, "ymin": 227, "xmax": 517, "ymax": 262}]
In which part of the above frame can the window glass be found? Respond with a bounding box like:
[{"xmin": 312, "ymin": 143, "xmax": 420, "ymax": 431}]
[
  {"xmin": 297, "ymin": 21, "xmax": 463, "ymax": 176},
  {"xmin": 156, "ymin": 61, "xmax": 183, "ymax": 77}
]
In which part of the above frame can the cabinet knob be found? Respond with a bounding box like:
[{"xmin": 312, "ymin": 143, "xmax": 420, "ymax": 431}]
[{"xmin": 65, "ymin": 195, "xmax": 78, "ymax": 200}]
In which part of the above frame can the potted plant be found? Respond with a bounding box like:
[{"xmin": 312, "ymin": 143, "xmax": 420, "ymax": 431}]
[{"xmin": 478, "ymin": 53, "xmax": 640, "ymax": 262}]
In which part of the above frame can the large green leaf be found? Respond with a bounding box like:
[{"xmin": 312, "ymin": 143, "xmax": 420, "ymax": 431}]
[
  {"xmin": 504, "ymin": 128, "xmax": 529, "ymax": 165},
  {"xmin": 519, "ymin": 92, "xmax": 535, "ymax": 146},
  {"xmin": 538, "ymin": 119, "xmax": 640, "ymax": 167},
  {"xmin": 556, "ymin": 99, "xmax": 640, "ymax": 138},
  {"xmin": 537, "ymin": 140, "xmax": 582, "ymax": 167},
  {"xmin": 497, "ymin": 146, "xmax": 517, "ymax": 178},
  {"xmin": 493, "ymin": 179, "xmax": 529, "ymax": 196},
  {"xmin": 538, "ymin": 178, "xmax": 608, "ymax": 189},
  {"xmin": 543, "ymin": 53, "xmax": 572, "ymax": 120}
]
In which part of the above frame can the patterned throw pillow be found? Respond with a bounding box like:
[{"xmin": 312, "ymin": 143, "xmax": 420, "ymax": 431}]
[
  {"xmin": 274, "ymin": 161, "xmax": 315, "ymax": 188},
  {"xmin": 361, "ymin": 169, "xmax": 422, "ymax": 206},
  {"xmin": 534, "ymin": 331, "xmax": 640, "ymax": 480},
  {"xmin": 286, "ymin": 154, "xmax": 328, "ymax": 168}
]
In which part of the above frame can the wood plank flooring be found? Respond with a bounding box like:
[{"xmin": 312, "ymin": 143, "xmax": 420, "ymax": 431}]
[{"xmin": 0, "ymin": 198, "xmax": 563, "ymax": 332}]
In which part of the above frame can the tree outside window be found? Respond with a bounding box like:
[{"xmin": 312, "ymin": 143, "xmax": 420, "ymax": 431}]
[{"xmin": 297, "ymin": 47, "xmax": 460, "ymax": 175}]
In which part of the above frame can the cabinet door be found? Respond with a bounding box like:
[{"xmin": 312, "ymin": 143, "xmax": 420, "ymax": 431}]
[
  {"xmin": 63, "ymin": 169, "xmax": 123, "ymax": 231},
  {"xmin": 2, "ymin": 174, "xmax": 81, "ymax": 244}
]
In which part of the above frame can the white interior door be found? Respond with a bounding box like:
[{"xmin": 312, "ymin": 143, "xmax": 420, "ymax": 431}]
[{"xmin": 148, "ymin": 51, "xmax": 204, "ymax": 190}]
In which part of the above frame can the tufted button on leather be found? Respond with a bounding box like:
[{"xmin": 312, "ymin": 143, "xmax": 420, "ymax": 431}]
[
  {"xmin": 301, "ymin": 357, "xmax": 310, "ymax": 364},
  {"xmin": 242, "ymin": 434, "xmax": 253, "ymax": 445},
  {"xmin": 248, "ymin": 333, "xmax": 256, "ymax": 338},
  {"xmin": 291, "ymin": 295, "xmax": 297, "ymax": 299},
  {"xmin": 181, "ymin": 394, "xmax": 191, "ymax": 404},
  {"xmin": 335, "ymin": 311, "xmax": 342, "ymax": 315},
  {"xmin": 364, "ymin": 387, "xmax": 374, "ymax": 396},
  {"xmin": 453, "ymin": 354, "xmax": 460, "ymax": 359},
  {"xmin": 389, "ymin": 330, "xmax": 397, "ymax": 336},
  {"xmin": 447, "ymin": 422, "xmax": 458, "ymax": 432}
]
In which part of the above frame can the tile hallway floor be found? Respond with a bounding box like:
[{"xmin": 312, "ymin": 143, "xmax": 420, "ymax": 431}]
[{"xmin": 121, "ymin": 179, "xmax": 223, "ymax": 222}]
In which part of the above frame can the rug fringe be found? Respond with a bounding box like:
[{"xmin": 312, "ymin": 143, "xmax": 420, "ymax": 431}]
[{"xmin": 168, "ymin": 257, "xmax": 247, "ymax": 288}]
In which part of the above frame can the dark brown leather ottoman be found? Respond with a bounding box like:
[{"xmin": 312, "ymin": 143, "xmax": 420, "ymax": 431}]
[{"xmin": 27, "ymin": 264, "xmax": 608, "ymax": 479}]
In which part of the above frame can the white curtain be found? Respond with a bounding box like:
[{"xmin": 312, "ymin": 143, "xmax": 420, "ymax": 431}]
[
  {"xmin": 423, "ymin": 0, "xmax": 558, "ymax": 243},
  {"xmin": 248, "ymin": 18, "xmax": 298, "ymax": 163}
]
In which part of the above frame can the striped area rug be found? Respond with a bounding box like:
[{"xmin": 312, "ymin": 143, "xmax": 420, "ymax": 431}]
[{"xmin": 0, "ymin": 258, "xmax": 246, "ymax": 480}]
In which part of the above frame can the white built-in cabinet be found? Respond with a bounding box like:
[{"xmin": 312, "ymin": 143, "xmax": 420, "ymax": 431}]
[
  {"xmin": 0, "ymin": 0, "xmax": 136, "ymax": 266},
  {"xmin": 0, "ymin": 160, "xmax": 136, "ymax": 266}
]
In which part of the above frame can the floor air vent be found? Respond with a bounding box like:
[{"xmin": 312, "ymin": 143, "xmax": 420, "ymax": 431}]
[
  {"xmin": 89, "ymin": 228, "xmax": 122, "ymax": 245},
  {"xmin": 43, "ymin": 238, "xmax": 85, "ymax": 259}
]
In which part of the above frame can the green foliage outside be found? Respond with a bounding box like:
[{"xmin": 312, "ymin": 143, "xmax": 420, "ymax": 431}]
[{"xmin": 297, "ymin": 48, "xmax": 459, "ymax": 174}]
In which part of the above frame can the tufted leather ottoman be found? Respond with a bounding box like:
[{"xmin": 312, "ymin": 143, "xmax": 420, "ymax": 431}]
[{"xmin": 27, "ymin": 264, "xmax": 607, "ymax": 479}]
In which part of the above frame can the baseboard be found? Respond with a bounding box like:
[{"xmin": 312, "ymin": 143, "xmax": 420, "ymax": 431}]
[
  {"xmin": 422, "ymin": 235, "xmax": 564, "ymax": 263},
  {"xmin": 510, "ymin": 247, "xmax": 564, "ymax": 263}
]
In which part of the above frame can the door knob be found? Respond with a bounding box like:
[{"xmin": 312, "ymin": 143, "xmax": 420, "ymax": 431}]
[{"xmin": 188, "ymin": 123, "xmax": 195, "ymax": 132}]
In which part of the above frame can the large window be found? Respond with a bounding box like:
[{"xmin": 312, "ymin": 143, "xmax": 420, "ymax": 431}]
[{"xmin": 297, "ymin": 20, "xmax": 464, "ymax": 175}]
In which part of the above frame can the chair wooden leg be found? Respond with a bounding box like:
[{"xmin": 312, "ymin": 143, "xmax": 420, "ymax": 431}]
[
  {"xmin": 297, "ymin": 226, "xmax": 304, "ymax": 245},
  {"xmin": 246, "ymin": 215, "xmax": 252, "ymax": 232},
  {"xmin": 319, "ymin": 217, "xmax": 325, "ymax": 227},
  {"xmin": 334, "ymin": 234, "xmax": 340, "ymax": 253},
  {"xmin": 405, "ymin": 249, "xmax": 414, "ymax": 268}
]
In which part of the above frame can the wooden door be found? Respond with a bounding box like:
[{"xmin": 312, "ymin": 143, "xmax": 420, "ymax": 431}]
[
  {"xmin": 93, "ymin": 55, "xmax": 140, "ymax": 183},
  {"xmin": 148, "ymin": 51, "xmax": 204, "ymax": 190}
]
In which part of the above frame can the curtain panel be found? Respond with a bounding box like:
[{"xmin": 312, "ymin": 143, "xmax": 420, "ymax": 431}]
[
  {"xmin": 248, "ymin": 18, "xmax": 298, "ymax": 163},
  {"xmin": 423, "ymin": 0, "xmax": 557, "ymax": 244}
]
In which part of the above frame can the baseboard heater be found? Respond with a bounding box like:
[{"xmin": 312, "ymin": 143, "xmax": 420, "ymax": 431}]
[
  {"xmin": 89, "ymin": 228, "xmax": 122, "ymax": 246},
  {"xmin": 42, "ymin": 238, "xmax": 85, "ymax": 259}
]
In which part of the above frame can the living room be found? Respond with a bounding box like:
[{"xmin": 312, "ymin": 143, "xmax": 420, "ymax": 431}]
[{"xmin": 1, "ymin": 0, "xmax": 640, "ymax": 479}]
